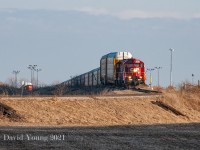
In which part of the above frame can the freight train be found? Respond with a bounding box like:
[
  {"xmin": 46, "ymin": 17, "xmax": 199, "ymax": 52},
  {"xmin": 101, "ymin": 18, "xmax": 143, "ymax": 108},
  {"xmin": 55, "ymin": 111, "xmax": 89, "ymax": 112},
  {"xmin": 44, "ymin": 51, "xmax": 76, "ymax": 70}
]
[{"xmin": 63, "ymin": 52, "xmax": 146, "ymax": 87}]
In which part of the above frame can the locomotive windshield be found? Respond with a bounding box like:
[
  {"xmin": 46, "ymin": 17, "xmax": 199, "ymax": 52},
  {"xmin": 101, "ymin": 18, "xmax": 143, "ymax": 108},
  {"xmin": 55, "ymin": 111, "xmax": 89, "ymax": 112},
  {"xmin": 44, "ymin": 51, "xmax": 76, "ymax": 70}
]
[{"xmin": 126, "ymin": 64, "xmax": 144, "ymax": 68}]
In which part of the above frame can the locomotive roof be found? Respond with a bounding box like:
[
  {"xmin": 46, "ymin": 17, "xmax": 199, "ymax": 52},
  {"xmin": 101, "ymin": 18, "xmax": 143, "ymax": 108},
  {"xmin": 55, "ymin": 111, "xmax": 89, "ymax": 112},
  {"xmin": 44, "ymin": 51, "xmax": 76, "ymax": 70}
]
[
  {"xmin": 119, "ymin": 58, "xmax": 144, "ymax": 64},
  {"xmin": 101, "ymin": 52, "xmax": 132, "ymax": 59}
]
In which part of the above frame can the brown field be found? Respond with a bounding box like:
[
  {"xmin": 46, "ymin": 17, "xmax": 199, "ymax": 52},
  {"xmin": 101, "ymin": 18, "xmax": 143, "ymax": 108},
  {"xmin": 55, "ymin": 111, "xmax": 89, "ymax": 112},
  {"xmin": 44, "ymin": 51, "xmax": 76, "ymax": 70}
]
[{"xmin": 0, "ymin": 87, "xmax": 200, "ymax": 126}]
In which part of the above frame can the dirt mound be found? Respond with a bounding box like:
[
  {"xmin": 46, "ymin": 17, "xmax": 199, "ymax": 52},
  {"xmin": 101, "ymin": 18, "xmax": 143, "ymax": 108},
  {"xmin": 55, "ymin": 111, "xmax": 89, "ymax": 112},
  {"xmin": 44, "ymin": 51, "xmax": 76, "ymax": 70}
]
[{"xmin": 0, "ymin": 102, "xmax": 24, "ymax": 122}]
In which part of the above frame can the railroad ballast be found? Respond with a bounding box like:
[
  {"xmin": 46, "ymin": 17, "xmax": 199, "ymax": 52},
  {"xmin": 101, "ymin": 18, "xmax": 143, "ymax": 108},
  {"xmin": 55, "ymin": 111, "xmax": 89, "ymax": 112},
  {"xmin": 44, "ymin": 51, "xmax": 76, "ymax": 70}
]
[{"xmin": 63, "ymin": 52, "xmax": 146, "ymax": 87}]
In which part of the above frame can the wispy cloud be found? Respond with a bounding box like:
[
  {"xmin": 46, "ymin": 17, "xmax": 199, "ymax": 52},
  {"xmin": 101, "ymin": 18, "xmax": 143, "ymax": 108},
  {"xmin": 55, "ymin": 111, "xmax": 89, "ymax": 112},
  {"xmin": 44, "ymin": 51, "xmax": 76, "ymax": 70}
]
[
  {"xmin": 73, "ymin": 7, "xmax": 108, "ymax": 16},
  {"xmin": 113, "ymin": 10, "xmax": 183, "ymax": 20},
  {"xmin": 72, "ymin": 7, "xmax": 200, "ymax": 20},
  {"xmin": 112, "ymin": 10, "xmax": 200, "ymax": 20},
  {"xmin": 0, "ymin": 9, "xmax": 16, "ymax": 13},
  {"xmin": 1, "ymin": 7, "xmax": 200, "ymax": 20}
]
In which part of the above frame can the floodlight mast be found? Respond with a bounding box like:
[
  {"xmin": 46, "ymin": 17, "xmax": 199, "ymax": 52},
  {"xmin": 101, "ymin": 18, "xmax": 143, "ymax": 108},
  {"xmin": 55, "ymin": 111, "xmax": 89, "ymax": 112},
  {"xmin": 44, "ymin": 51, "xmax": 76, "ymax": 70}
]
[
  {"xmin": 28, "ymin": 65, "xmax": 37, "ymax": 85},
  {"xmin": 155, "ymin": 67, "xmax": 162, "ymax": 87},
  {"xmin": 192, "ymin": 74, "xmax": 194, "ymax": 85},
  {"xmin": 36, "ymin": 69, "xmax": 42, "ymax": 87},
  {"xmin": 12, "ymin": 70, "xmax": 20, "ymax": 87},
  {"xmin": 169, "ymin": 48, "xmax": 175, "ymax": 86}
]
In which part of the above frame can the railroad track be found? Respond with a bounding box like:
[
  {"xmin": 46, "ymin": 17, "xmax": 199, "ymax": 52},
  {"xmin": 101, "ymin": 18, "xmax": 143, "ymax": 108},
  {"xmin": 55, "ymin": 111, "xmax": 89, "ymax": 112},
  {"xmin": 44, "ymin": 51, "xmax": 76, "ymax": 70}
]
[
  {"xmin": 134, "ymin": 88, "xmax": 162, "ymax": 94},
  {"xmin": 0, "ymin": 87, "xmax": 162, "ymax": 99}
]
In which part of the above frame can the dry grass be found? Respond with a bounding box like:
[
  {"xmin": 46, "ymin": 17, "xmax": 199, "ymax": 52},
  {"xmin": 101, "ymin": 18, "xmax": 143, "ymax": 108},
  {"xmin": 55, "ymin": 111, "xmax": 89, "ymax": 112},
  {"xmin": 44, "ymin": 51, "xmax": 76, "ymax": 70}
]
[
  {"xmin": 161, "ymin": 85, "xmax": 200, "ymax": 122},
  {"xmin": 0, "ymin": 87, "xmax": 199, "ymax": 126}
]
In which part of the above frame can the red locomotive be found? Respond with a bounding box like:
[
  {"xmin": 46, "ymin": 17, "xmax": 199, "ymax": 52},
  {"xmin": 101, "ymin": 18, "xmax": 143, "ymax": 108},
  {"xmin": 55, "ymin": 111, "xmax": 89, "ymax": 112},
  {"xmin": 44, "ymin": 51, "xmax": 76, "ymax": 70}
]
[{"xmin": 116, "ymin": 58, "xmax": 146, "ymax": 86}]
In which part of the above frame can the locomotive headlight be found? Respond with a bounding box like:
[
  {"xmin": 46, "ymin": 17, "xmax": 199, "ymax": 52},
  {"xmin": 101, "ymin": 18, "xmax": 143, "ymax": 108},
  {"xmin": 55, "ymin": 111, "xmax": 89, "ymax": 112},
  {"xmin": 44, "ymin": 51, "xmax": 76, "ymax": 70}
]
[
  {"xmin": 133, "ymin": 68, "xmax": 139, "ymax": 72},
  {"xmin": 128, "ymin": 76, "xmax": 132, "ymax": 81}
]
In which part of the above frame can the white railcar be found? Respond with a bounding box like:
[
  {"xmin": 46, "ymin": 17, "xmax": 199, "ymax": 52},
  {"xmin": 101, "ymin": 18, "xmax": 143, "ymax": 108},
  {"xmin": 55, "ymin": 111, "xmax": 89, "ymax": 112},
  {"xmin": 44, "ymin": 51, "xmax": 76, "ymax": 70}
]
[{"xmin": 100, "ymin": 52, "xmax": 132, "ymax": 84}]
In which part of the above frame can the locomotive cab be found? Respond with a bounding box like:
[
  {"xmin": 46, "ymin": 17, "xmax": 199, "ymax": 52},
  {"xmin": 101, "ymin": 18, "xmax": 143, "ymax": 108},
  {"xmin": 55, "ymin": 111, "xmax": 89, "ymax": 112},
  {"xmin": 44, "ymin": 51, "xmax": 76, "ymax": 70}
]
[{"xmin": 116, "ymin": 58, "xmax": 146, "ymax": 86}]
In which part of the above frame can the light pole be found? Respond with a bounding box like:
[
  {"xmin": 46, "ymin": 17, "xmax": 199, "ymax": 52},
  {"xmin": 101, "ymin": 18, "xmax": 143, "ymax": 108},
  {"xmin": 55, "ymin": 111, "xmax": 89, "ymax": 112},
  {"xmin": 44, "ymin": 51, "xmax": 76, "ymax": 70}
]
[
  {"xmin": 155, "ymin": 67, "xmax": 162, "ymax": 87},
  {"xmin": 192, "ymin": 74, "xmax": 194, "ymax": 85},
  {"xmin": 12, "ymin": 70, "xmax": 20, "ymax": 87},
  {"xmin": 169, "ymin": 48, "xmax": 175, "ymax": 86},
  {"xmin": 36, "ymin": 69, "xmax": 42, "ymax": 87},
  {"xmin": 28, "ymin": 66, "xmax": 32, "ymax": 83},
  {"xmin": 147, "ymin": 68, "xmax": 155, "ymax": 89},
  {"xmin": 28, "ymin": 65, "xmax": 37, "ymax": 85}
]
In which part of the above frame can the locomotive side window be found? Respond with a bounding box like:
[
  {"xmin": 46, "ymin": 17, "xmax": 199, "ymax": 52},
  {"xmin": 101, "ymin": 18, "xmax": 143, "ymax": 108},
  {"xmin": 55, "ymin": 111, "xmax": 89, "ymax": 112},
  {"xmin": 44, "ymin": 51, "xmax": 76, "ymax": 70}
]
[
  {"xmin": 127, "ymin": 64, "xmax": 143, "ymax": 67},
  {"xmin": 127, "ymin": 64, "xmax": 133, "ymax": 67},
  {"xmin": 133, "ymin": 63, "xmax": 144, "ymax": 68},
  {"xmin": 133, "ymin": 64, "xmax": 140, "ymax": 67}
]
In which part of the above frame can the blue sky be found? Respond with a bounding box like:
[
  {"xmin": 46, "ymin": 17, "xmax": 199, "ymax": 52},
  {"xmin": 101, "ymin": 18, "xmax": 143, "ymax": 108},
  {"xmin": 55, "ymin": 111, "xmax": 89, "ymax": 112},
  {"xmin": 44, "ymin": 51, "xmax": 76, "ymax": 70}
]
[{"xmin": 0, "ymin": 0, "xmax": 200, "ymax": 86}]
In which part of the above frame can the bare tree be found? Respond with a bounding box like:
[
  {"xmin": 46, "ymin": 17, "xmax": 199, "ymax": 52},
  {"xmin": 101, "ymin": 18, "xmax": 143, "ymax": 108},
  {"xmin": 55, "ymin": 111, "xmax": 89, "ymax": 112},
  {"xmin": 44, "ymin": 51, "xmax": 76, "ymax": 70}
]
[
  {"xmin": 52, "ymin": 80, "xmax": 60, "ymax": 86},
  {"xmin": 5, "ymin": 77, "xmax": 15, "ymax": 87},
  {"xmin": 53, "ymin": 84, "xmax": 67, "ymax": 96}
]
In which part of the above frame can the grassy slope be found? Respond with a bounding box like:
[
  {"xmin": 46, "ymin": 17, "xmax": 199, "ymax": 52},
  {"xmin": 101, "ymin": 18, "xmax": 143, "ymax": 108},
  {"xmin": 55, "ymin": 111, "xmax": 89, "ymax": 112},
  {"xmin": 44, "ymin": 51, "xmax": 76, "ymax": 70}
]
[{"xmin": 0, "ymin": 87, "xmax": 199, "ymax": 126}]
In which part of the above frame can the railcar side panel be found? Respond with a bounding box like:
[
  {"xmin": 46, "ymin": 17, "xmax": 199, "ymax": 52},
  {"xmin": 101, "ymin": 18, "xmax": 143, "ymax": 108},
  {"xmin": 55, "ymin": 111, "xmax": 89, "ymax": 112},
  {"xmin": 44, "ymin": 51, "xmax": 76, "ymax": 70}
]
[
  {"xmin": 85, "ymin": 73, "xmax": 89, "ymax": 86},
  {"xmin": 107, "ymin": 57, "xmax": 115, "ymax": 84},
  {"xmin": 93, "ymin": 70, "xmax": 98, "ymax": 86},
  {"xmin": 98, "ymin": 69, "xmax": 101, "ymax": 85},
  {"xmin": 80, "ymin": 74, "xmax": 85, "ymax": 86},
  {"xmin": 88, "ymin": 72, "xmax": 93, "ymax": 86}
]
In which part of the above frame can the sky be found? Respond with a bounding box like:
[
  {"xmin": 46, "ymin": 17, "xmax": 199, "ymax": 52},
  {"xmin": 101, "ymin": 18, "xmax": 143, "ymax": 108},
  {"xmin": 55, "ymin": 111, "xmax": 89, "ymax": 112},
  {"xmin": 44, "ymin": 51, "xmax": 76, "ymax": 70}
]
[{"xmin": 0, "ymin": 0, "xmax": 200, "ymax": 87}]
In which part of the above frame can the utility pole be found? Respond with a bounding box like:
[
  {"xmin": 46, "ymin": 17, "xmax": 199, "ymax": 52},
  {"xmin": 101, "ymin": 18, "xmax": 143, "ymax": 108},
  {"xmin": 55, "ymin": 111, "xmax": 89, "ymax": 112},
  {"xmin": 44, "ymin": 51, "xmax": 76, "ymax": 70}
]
[
  {"xmin": 147, "ymin": 68, "xmax": 155, "ymax": 89},
  {"xmin": 155, "ymin": 67, "xmax": 162, "ymax": 87},
  {"xmin": 12, "ymin": 70, "xmax": 20, "ymax": 87},
  {"xmin": 169, "ymin": 48, "xmax": 175, "ymax": 86}
]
